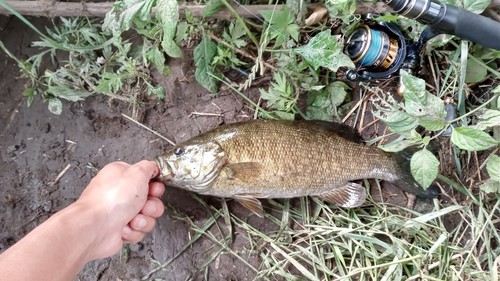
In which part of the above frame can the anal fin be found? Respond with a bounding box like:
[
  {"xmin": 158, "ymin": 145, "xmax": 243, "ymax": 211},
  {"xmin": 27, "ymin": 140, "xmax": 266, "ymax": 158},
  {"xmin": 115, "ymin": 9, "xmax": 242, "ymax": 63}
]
[
  {"xmin": 318, "ymin": 182, "xmax": 366, "ymax": 208},
  {"xmin": 234, "ymin": 196, "xmax": 264, "ymax": 218}
]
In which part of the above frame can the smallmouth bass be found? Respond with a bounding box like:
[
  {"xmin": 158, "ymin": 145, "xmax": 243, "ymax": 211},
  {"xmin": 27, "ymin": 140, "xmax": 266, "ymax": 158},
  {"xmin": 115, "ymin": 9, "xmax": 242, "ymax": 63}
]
[{"xmin": 156, "ymin": 120, "xmax": 437, "ymax": 216}]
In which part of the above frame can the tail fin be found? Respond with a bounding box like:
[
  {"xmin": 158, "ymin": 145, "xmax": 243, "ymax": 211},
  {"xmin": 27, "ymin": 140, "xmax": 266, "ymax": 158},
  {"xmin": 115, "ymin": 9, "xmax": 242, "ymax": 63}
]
[{"xmin": 391, "ymin": 148, "xmax": 439, "ymax": 198}]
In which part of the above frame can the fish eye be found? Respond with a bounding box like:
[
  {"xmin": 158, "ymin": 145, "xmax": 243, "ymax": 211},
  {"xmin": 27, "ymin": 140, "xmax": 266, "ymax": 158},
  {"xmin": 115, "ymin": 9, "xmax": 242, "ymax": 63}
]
[{"xmin": 174, "ymin": 147, "xmax": 184, "ymax": 156}]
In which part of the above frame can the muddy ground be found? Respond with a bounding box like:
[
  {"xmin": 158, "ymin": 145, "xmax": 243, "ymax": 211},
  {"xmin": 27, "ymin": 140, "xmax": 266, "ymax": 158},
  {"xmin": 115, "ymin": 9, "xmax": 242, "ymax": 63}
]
[
  {"xmin": 0, "ymin": 16, "xmax": 263, "ymax": 280},
  {"xmin": 0, "ymin": 16, "xmax": 442, "ymax": 281}
]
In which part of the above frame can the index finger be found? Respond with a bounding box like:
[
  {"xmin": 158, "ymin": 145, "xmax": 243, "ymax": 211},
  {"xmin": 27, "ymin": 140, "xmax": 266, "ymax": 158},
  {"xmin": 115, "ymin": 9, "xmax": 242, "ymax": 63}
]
[{"xmin": 128, "ymin": 160, "xmax": 160, "ymax": 179}]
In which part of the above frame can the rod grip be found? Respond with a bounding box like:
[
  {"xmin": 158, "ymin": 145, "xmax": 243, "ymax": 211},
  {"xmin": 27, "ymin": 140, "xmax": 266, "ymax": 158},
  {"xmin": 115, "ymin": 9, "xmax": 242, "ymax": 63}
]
[{"xmin": 434, "ymin": 5, "xmax": 500, "ymax": 50}]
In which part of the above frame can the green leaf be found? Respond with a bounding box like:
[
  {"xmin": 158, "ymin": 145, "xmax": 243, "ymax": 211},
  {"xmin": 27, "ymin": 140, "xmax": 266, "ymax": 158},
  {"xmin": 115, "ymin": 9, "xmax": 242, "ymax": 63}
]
[
  {"xmin": 146, "ymin": 45, "xmax": 166, "ymax": 73},
  {"xmin": 147, "ymin": 84, "xmax": 165, "ymax": 99},
  {"xmin": 465, "ymin": 57, "xmax": 488, "ymax": 84},
  {"xmin": 306, "ymin": 81, "xmax": 349, "ymax": 121},
  {"xmin": 451, "ymin": 127, "xmax": 498, "ymax": 151},
  {"xmin": 274, "ymin": 111, "xmax": 296, "ymax": 120},
  {"xmin": 96, "ymin": 72, "xmax": 124, "ymax": 94},
  {"xmin": 157, "ymin": 0, "xmax": 183, "ymax": 58},
  {"xmin": 48, "ymin": 98, "xmax": 63, "ymax": 115},
  {"xmin": 260, "ymin": 6, "xmax": 300, "ymax": 47},
  {"xmin": 479, "ymin": 179, "xmax": 500, "ymax": 193},
  {"xmin": 203, "ymin": 0, "xmax": 224, "ymax": 17},
  {"xmin": 295, "ymin": 30, "xmax": 354, "ymax": 72},
  {"xmin": 472, "ymin": 109, "xmax": 500, "ymax": 130},
  {"xmin": 379, "ymin": 131, "xmax": 423, "ymax": 152},
  {"xmin": 194, "ymin": 36, "xmax": 218, "ymax": 93},
  {"xmin": 260, "ymin": 72, "xmax": 295, "ymax": 112},
  {"xmin": 22, "ymin": 87, "xmax": 36, "ymax": 107},
  {"xmin": 47, "ymin": 85, "xmax": 93, "ymax": 102},
  {"xmin": 411, "ymin": 148, "xmax": 439, "ymax": 189},
  {"xmin": 400, "ymin": 71, "xmax": 446, "ymax": 131},
  {"xmin": 463, "ymin": 0, "xmax": 492, "ymax": 13},
  {"xmin": 324, "ymin": 0, "xmax": 356, "ymax": 22},
  {"xmin": 486, "ymin": 154, "xmax": 500, "ymax": 182},
  {"xmin": 376, "ymin": 109, "xmax": 419, "ymax": 133},
  {"xmin": 400, "ymin": 70, "xmax": 426, "ymax": 96}
]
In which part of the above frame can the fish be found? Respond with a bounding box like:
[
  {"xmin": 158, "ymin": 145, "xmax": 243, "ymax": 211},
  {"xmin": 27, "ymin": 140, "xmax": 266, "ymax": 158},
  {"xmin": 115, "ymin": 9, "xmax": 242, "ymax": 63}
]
[{"xmin": 155, "ymin": 119, "xmax": 437, "ymax": 216}]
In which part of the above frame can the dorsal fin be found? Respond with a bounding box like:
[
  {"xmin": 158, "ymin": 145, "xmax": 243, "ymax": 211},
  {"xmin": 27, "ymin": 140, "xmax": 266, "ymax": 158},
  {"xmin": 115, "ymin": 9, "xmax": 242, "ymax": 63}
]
[{"xmin": 299, "ymin": 120, "xmax": 364, "ymax": 143}]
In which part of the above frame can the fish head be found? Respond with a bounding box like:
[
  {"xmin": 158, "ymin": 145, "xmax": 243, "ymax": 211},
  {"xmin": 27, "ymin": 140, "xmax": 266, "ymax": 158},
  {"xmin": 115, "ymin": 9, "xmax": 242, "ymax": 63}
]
[{"xmin": 155, "ymin": 141, "xmax": 226, "ymax": 192}]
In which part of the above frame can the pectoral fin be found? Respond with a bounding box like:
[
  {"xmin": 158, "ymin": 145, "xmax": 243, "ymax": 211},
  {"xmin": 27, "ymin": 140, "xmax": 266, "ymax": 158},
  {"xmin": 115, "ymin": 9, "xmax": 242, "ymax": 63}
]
[
  {"xmin": 221, "ymin": 162, "xmax": 262, "ymax": 181},
  {"xmin": 234, "ymin": 196, "xmax": 264, "ymax": 218},
  {"xmin": 318, "ymin": 182, "xmax": 366, "ymax": 208}
]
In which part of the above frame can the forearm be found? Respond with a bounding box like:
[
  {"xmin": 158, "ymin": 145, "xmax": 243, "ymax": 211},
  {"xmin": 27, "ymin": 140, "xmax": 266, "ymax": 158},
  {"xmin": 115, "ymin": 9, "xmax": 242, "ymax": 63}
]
[{"xmin": 0, "ymin": 203, "xmax": 100, "ymax": 281}]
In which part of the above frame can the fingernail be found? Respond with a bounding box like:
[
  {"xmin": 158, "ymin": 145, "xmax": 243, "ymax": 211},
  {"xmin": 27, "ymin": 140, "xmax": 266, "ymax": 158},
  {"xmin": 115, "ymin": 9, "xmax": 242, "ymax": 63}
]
[{"xmin": 136, "ymin": 217, "xmax": 147, "ymax": 229}]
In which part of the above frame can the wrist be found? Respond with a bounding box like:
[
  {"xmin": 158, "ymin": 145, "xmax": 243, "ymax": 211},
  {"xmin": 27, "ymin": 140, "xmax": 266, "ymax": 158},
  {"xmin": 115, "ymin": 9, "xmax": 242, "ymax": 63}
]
[{"xmin": 56, "ymin": 201, "xmax": 106, "ymax": 263}]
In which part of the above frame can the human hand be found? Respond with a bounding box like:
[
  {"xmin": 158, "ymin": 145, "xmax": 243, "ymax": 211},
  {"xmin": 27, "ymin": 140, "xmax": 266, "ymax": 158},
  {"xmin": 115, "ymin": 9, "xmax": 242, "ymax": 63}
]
[{"xmin": 73, "ymin": 160, "xmax": 165, "ymax": 260}]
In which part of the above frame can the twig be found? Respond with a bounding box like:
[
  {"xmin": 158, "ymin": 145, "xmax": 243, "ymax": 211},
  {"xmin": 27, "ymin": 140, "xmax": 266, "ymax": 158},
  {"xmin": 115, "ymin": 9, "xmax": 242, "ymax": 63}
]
[
  {"xmin": 121, "ymin": 113, "xmax": 176, "ymax": 146},
  {"xmin": 50, "ymin": 164, "xmax": 71, "ymax": 186},
  {"xmin": 189, "ymin": 111, "xmax": 224, "ymax": 117},
  {"xmin": 0, "ymin": 2, "xmax": 388, "ymax": 18},
  {"xmin": 207, "ymin": 33, "xmax": 277, "ymax": 72}
]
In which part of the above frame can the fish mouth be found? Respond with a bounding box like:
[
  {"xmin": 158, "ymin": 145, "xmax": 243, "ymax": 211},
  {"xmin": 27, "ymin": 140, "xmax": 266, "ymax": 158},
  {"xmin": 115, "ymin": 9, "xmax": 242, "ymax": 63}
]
[{"xmin": 154, "ymin": 156, "xmax": 174, "ymax": 182}]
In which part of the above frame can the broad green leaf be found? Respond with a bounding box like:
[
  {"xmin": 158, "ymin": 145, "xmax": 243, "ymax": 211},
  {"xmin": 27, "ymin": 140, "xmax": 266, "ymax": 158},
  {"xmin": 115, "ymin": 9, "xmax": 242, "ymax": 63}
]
[
  {"xmin": 146, "ymin": 45, "xmax": 166, "ymax": 73},
  {"xmin": 375, "ymin": 109, "xmax": 419, "ymax": 133},
  {"xmin": 194, "ymin": 36, "xmax": 218, "ymax": 93},
  {"xmin": 465, "ymin": 57, "xmax": 488, "ymax": 84},
  {"xmin": 411, "ymin": 148, "xmax": 439, "ymax": 189},
  {"xmin": 400, "ymin": 71, "xmax": 446, "ymax": 131},
  {"xmin": 48, "ymin": 98, "xmax": 63, "ymax": 115},
  {"xmin": 400, "ymin": 70, "xmax": 426, "ymax": 98},
  {"xmin": 157, "ymin": 0, "xmax": 183, "ymax": 58},
  {"xmin": 472, "ymin": 109, "xmax": 500, "ymax": 130},
  {"xmin": 486, "ymin": 154, "xmax": 500, "ymax": 182},
  {"xmin": 480, "ymin": 179, "xmax": 500, "ymax": 193},
  {"xmin": 451, "ymin": 127, "xmax": 498, "ymax": 151},
  {"xmin": 295, "ymin": 30, "xmax": 354, "ymax": 72}
]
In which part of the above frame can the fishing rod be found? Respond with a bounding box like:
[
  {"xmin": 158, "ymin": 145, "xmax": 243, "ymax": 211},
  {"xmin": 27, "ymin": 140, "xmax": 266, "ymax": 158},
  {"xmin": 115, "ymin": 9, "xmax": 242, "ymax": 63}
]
[{"xmin": 344, "ymin": 0, "xmax": 500, "ymax": 82}]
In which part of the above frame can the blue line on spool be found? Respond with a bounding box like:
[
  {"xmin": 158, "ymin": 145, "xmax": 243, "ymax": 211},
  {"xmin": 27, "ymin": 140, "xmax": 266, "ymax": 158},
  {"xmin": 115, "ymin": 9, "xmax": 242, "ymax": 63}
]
[{"xmin": 358, "ymin": 29, "xmax": 383, "ymax": 67}]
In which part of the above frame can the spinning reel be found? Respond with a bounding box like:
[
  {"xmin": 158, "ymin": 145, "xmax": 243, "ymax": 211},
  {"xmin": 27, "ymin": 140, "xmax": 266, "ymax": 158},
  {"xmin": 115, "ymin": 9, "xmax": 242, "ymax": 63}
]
[
  {"xmin": 343, "ymin": 16, "xmax": 428, "ymax": 82},
  {"xmin": 343, "ymin": 0, "xmax": 500, "ymax": 83}
]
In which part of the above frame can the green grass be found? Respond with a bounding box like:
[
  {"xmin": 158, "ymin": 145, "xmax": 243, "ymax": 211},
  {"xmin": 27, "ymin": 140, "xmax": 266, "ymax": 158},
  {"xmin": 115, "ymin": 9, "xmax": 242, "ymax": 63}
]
[{"xmin": 148, "ymin": 189, "xmax": 499, "ymax": 280}]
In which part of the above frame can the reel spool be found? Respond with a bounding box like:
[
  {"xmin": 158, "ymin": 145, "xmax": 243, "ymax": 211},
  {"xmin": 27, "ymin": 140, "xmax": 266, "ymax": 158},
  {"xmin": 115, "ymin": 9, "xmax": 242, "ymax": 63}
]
[
  {"xmin": 346, "ymin": 26, "xmax": 399, "ymax": 71},
  {"xmin": 343, "ymin": 19, "xmax": 409, "ymax": 82}
]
